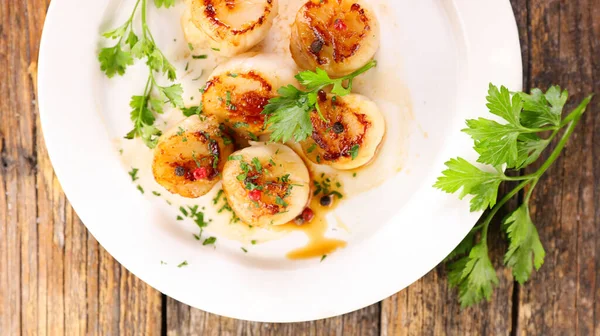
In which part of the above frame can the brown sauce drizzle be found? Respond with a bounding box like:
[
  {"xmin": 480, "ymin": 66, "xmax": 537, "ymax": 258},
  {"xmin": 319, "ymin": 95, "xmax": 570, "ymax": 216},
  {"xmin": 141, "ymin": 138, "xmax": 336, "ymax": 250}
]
[
  {"xmin": 271, "ymin": 147, "xmax": 347, "ymax": 260},
  {"xmin": 276, "ymin": 195, "xmax": 347, "ymax": 260}
]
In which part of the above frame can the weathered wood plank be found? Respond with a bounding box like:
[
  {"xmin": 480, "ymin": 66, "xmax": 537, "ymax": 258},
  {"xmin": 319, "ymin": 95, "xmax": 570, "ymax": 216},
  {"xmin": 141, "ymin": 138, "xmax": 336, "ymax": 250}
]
[
  {"xmin": 519, "ymin": 0, "xmax": 600, "ymax": 335},
  {"xmin": 167, "ymin": 297, "xmax": 380, "ymax": 336},
  {"xmin": 0, "ymin": 0, "xmax": 165, "ymax": 334}
]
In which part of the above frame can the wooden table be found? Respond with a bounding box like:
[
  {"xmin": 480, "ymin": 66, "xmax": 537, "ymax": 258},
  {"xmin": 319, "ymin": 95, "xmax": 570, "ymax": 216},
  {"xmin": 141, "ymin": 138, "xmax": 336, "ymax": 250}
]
[{"xmin": 1, "ymin": 0, "xmax": 599, "ymax": 334}]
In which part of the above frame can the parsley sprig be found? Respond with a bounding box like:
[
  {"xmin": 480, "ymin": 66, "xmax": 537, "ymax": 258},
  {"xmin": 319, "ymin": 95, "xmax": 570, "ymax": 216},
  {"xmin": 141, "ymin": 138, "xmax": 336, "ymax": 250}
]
[
  {"xmin": 263, "ymin": 60, "xmax": 377, "ymax": 143},
  {"xmin": 99, "ymin": 0, "xmax": 183, "ymax": 148},
  {"xmin": 436, "ymin": 84, "xmax": 593, "ymax": 307}
]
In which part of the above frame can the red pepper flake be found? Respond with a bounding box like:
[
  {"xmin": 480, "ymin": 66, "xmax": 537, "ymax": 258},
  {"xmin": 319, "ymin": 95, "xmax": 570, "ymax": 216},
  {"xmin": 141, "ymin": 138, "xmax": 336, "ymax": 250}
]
[
  {"xmin": 302, "ymin": 208, "xmax": 315, "ymax": 222},
  {"xmin": 192, "ymin": 167, "xmax": 210, "ymax": 180},
  {"xmin": 334, "ymin": 19, "xmax": 347, "ymax": 31},
  {"xmin": 249, "ymin": 189, "xmax": 262, "ymax": 201}
]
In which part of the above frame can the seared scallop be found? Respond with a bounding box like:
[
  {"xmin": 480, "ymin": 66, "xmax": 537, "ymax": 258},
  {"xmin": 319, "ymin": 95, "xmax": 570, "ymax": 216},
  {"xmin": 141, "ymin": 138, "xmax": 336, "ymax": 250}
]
[
  {"xmin": 153, "ymin": 115, "xmax": 235, "ymax": 198},
  {"xmin": 202, "ymin": 53, "xmax": 298, "ymax": 140},
  {"xmin": 222, "ymin": 143, "xmax": 311, "ymax": 227},
  {"xmin": 300, "ymin": 93, "xmax": 385, "ymax": 170},
  {"xmin": 290, "ymin": 0, "xmax": 380, "ymax": 77},
  {"xmin": 189, "ymin": 0, "xmax": 278, "ymax": 57}
]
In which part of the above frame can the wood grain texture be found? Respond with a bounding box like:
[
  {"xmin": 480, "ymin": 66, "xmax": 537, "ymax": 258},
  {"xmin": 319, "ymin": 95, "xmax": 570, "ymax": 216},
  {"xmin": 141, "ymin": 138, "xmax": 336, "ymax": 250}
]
[
  {"xmin": 0, "ymin": 0, "xmax": 164, "ymax": 335},
  {"xmin": 518, "ymin": 0, "xmax": 600, "ymax": 335},
  {"xmin": 1, "ymin": 0, "xmax": 600, "ymax": 334}
]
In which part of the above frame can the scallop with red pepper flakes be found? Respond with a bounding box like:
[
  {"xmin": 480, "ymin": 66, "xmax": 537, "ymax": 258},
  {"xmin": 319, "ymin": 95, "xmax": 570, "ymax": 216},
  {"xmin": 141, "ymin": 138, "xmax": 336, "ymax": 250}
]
[
  {"xmin": 222, "ymin": 143, "xmax": 310, "ymax": 227},
  {"xmin": 300, "ymin": 93, "xmax": 385, "ymax": 170},
  {"xmin": 202, "ymin": 53, "xmax": 299, "ymax": 140},
  {"xmin": 152, "ymin": 115, "xmax": 235, "ymax": 198},
  {"xmin": 290, "ymin": 0, "xmax": 380, "ymax": 77}
]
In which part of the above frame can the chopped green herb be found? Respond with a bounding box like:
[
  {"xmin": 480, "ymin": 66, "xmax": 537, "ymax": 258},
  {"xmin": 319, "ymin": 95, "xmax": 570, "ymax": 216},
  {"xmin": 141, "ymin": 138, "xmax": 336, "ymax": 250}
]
[
  {"xmin": 137, "ymin": 185, "xmax": 144, "ymax": 194},
  {"xmin": 275, "ymin": 196, "xmax": 288, "ymax": 207},
  {"xmin": 152, "ymin": 191, "xmax": 161, "ymax": 196},
  {"xmin": 192, "ymin": 54, "xmax": 208, "ymax": 59},
  {"xmin": 225, "ymin": 91, "xmax": 236, "ymax": 110},
  {"xmin": 320, "ymin": 255, "xmax": 327, "ymax": 262},
  {"xmin": 233, "ymin": 122, "xmax": 249, "ymax": 128},
  {"xmin": 176, "ymin": 215, "xmax": 183, "ymax": 221},
  {"xmin": 179, "ymin": 207, "xmax": 189, "ymax": 217},
  {"xmin": 307, "ymin": 143, "xmax": 317, "ymax": 153},
  {"xmin": 349, "ymin": 145, "xmax": 360, "ymax": 160},
  {"xmin": 211, "ymin": 47, "xmax": 221, "ymax": 51},
  {"xmin": 252, "ymin": 157, "xmax": 263, "ymax": 173},
  {"xmin": 241, "ymin": 247, "xmax": 248, "ymax": 253},
  {"xmin": 213, "ymin": 189, "xmax": 224, "ymax": 205},
  {"xmin": 129, "ymin": 168, "xmax": 139, "ymax": 182},
  {"xmin": 229, "ymin": 155, "xmax": 243, "ymax": 161},
  {"xmin": 228, "ymin": 73, "xmax": 238, "ymax": 78},
  {"xmin": 188, "ymin": 43, "xmax": 194, "ymax": 51},
  {"xmin": 160, "ymin": 260, "xmax": 167, "ymax": 265},
  {"xmin": 203, "ymin": 237, "xmax": 217, "ymax": 246},
  {"xmin": 251, "ymin": 240, "xmax": 257, "ymax": 245},
  {"xmin": 177, "ymin": 260, "xmax": 188, "ymax": 268},
  {"xmin": 191, "ymin": 152, "xmax": 202, "ymax": 167},
  {"xmin": 182, "ymin": 104, "xmax": 203, "ymax": 117},
  {"xmin": 330, "ymin": 191, "xmax": 344, "ymax": 199}
]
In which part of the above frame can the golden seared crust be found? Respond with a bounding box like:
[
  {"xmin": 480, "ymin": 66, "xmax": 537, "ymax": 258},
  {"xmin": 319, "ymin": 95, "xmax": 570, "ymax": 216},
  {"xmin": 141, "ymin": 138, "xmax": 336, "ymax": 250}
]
[
  {"xmin": 201, "ymin": 0, "xmax": 275, "ymax": 38},
  {"xmin": 190, "ymin": 0, "xmax": 278, "ymax": 55},
  {"xmin": 305, "ymin": 94, "xmax": 371, "ymax": 161},
  {"xmin": 202, "ymin": 71, "xmax": 274, "ymax": 138},
  {"xmin": 152, "ymin": 116, "xmax": 235, "ymax": 198},
  {"xmin": 301, "ymin": 94, "xmax": 385, "ymax": 170},
  {"xmin": 290, "ymin": 0, "xmax": 379, "ymax": 76}
]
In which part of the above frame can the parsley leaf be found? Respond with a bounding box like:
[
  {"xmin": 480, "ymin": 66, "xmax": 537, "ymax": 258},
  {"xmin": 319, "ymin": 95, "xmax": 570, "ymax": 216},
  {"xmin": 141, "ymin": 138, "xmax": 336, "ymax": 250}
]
[
  {"xmin": 518, "ymin": 86, "xmax": 567, "ymax": 128},
  {"xmin": 98, "ymin": 0, "xmax": 182, "ymax": 148},
  {"xmin": 203, "ymin": 237, "xmax": 217, "ymax": 246},
  {"xmin": 503, "ymin": 205, "xmax": 545, "ymax": 284},
  {"xmin": 434, "ymin": 158, "xmax": 503, "ymax": 211},
  {"xmin": 448, "ymin": 244, "xmax": 499, "ymax": 307},
  {"xmin": 264, "ymin": 61, "xmax": 377, "ymax": 143},
  {"xmin": 98, "ymin": 44, "xmax": 134, "ymax": 78}
]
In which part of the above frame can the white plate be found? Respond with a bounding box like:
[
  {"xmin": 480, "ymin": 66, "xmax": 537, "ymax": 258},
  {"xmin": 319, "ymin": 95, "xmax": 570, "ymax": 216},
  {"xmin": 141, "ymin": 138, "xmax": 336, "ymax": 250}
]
[{"xmin": 38, "ymin": 0, "xmax": 521, "ymax": 322}]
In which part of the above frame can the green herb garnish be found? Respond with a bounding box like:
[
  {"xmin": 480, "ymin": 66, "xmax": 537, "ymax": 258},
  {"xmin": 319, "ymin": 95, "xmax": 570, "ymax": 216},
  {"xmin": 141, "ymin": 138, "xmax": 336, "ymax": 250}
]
[
  {"xmin": 436, "ymin": 84, "xmax": 593, "ymax": 307},
  {"xmin": 263, "ymin": 60, "xmax": 377, "ymax": 143},
  {"xmin": 128, "ymin": 168, "xmax": 139, "ymax": 181},
  {"xmin": 99, "ymin": 0, "xmax": 182, "ymax": 148},
  {"xmin": 349, "ymin": 144, "xmax": 359, "ymax": 160}
]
